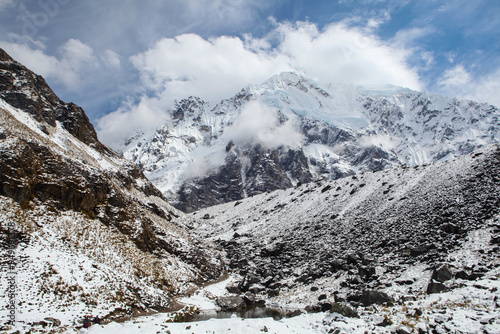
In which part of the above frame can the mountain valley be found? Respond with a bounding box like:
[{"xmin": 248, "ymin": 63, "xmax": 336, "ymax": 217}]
[{"xmin": 0, "ymin": 49, "xmax": 499, "ymax": 333}]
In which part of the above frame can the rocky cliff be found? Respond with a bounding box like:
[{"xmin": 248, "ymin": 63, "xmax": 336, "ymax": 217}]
[{"xmin": 0, "ymin": 49, "xmax": 224, "ymax": 325}]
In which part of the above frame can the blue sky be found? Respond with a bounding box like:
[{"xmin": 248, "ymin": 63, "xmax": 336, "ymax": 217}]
[{"xmin": 0, "ymin": 0, "xmax": 499, "ymax": 147}]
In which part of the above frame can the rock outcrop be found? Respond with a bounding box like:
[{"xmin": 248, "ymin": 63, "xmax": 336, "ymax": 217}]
[{"xmin": 0, "ymin": 48, "xmax": 224, "ymax": 322}]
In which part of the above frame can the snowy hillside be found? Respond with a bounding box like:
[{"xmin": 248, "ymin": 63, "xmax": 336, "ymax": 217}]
[
  {"xmin": 190, "ymin": 144, "xmax": 500, "ymax": 333},
  {"xmin": 0, "ymin": 48, "xmax": 224, "ymax": 326},
  {"xmin": 121, "ymin": 72, "xmax": 500, "ymax": 212}
]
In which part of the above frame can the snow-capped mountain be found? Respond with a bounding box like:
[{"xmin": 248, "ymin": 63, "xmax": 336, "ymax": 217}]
[
  {"xmin": 0, "ymin": 48, "xmax": 224, "ymax": 325},
  {"xmin": 121, "ymin": 72, "xmax": 500, "ymax": 212}
]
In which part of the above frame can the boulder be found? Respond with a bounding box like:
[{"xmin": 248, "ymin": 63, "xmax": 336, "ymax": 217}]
[
  {"xmin": 43, "ymin": 317, "xmax": 61, "ymax": 327},
  {"xmin": 431, "ymin": 265, "xmax": 453, "ymax": 282},
  {"xmin": 248, "ymin": 284, "xmax": 265, "ymax": 294},
  {"xmin": 410, "ymin": 245, "xmax": 431, "ymax": 257},
  {"xmin": 285, "ymin": 309, "xmax": 303, "ymax": 317},
  {"xmin": 238, "ymin": 273, "xmax": 261, "ymax": 292},
  {"xmin": 455, "ymin": 270, "xmax": 469, "ymax": 279},
  {"xmin": 242, "ymin": 292, "xmax": 256, "ymax": 306},
  {"xmin": 305, "ymin": 304, "xmax": 322, "ymax": 313},
  {"xmin": 319, "ymin": 302, "xmax": 332, "ymax": 312},
  {"xmin": 267, "ymin": 288, "xmax": 280, "ymax": 297},
  {"xmin": 330, "ymin": 303, "xmax": 359, "ymax": 318},
  {"xmin": 216, "ymin": 296, "xmax": 247, "ymax": 311},
  {"xmin": 360, "ymin": 290, "xmax": 394, "ymax": 306},
  {"xmin": 426, "ymin": 280, "xmax": 448, "ymax": 294},
  {"xmin": 346, "ymin": 253, "xmax": 358, "ymax": 264},
  {"xmin": 330, "ymin": 259, "xmax": 345, "ymax": 271},
  {"xmin": 225, "ymin": 282, "xmax": 242, "ymax": 294},
  {"xmin": 362, "ymin": 255, "xmax": 376, "ymax": 265},
  {"xmin": 261, "ymin": 276, "xmax": 274, "ymax": 287},
  {"xmin": 358, "ymin": 266, "xmax": 376, "ymax": 279}
]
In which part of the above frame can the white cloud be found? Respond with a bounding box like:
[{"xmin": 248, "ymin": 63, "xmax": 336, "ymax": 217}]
[
  {"xmin": 223, "ymin": 101, "xmax": 303, "ymax": 149},
  {"xmin": 97, "ymin": 94, "xmax": 172, "ymax": 150},
  {"xmin": 102, "ymin": 49, "xmax": 121, "ymax": 68},
  {"xmin": 0, "ymin": 41, "xmax": 59, "ymax": 75},
  {"xmin": 0, "ymin": 0, "xmax": 13, "ymax": 11},
  {"xmin": 97, "ymin": 21, "xmax": 423, "ymax": 148},
  {"xmin": 465, "ymin": 69, "xmax": 500, "ymax": 108},
  {"xmin": 420, "ymin": 51, "xmax": 435, "ymax": 70},
  {"xmin": 182, "ymin": 0, "xmax": 269, "ymax": 29},
  {"xmin": 0, "ymin": 39, "xmax": 96, "ymax": 89},
  {"xmin": 276, "ymin": 21, "xmax": 422, "ymax": 89},
  {"xmin": 359, "ymin": 133, "xmax": 397, "ymax": 150},
  {"xmin": 438, "ymin": 65, "xmax": 500, "ymax": 107},
  {"xmin": 130, "ymin": 33, "xmax": 293, "ymax": 102},
  {"xmin": 390, "ymin": 27, "xmax": 434, "ymax": 48},
  {"xmin": 438, "ymin": 65, "xmax": 472, "ymax": 89}
]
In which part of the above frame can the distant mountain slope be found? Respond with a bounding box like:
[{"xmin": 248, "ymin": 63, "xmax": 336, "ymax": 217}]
[
  {"xmin": 121, "ymin": 72, "xmax": 500, "ymax": 212},
  {"xmin": 0, "ymin": 49, "xmax": 224, "ymax": 325},
  {"xmin": 193, "ymin": 144, "xmax": 500, "ymax": 307}
]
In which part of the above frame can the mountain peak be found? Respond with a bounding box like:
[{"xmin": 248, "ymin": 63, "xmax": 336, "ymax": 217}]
[
  {"xmin": 264, "ymin": 71, "xmax": 305, "ymax": 83},
  {"xmin": 256, "ymin": 71, "xmax": 316, "ymax": 92},
  {"xmin": 0, "ymin": 48, "xmax": 106, "ymax": 151},
  {"xmin": 0, "ymin": 48, "xmax": 15, "ymax": 62},
  {"xmin": 122, "ymin": 72, "xmax": 500, "ymax": 212}
]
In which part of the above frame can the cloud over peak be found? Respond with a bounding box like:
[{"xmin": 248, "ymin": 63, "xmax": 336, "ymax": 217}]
[{"xmin": 97, "ymin": 20, "xmax": 424, "ymax": 148}]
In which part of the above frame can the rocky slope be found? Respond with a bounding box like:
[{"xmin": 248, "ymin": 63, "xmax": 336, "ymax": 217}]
[
  {"xmin": 192, "ymin": 143, "xmax": 500, "ymax": 332},
  {"xmin": 0, "ymin": 49, "xmax": 224, "ymax": 326},
  {"xmin": 121, "ymin": 72, "xmax": 500, "ymax": 212}
]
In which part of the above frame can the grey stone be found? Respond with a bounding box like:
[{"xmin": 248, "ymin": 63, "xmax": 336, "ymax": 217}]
[{"xmin": 216, "ymin": 296, "xmax": 246, "ymax": 311}]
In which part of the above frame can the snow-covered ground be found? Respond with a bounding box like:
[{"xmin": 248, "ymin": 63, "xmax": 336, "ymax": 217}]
[
  {"xmin": 6, "ymin": 268, "xmax": 497, "ymax": 333},
  {"xmin": 4, "ymin": 217, "xmax": 498, "ymax": 333}
]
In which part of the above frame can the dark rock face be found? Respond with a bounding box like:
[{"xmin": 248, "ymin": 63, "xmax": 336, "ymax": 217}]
[
  {"xmin": 177, "ymin": 153, "xmax": 245, "ymax": 213},
  {"xmin": 0, "ymin": 49, "xmax": 105, "ymax": 151},
  {"xmin": 177, "ymin": 144, "xmax": 313, "ymax": 212},
  {"xmin": 0, "ymin": 138, "xmax": 107, "ymax": 214}
]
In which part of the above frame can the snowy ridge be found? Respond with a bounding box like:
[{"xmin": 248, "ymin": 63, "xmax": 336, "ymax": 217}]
[{"xmin": 121, "ymin": 72, "xmax": 500, "ymax": 211}]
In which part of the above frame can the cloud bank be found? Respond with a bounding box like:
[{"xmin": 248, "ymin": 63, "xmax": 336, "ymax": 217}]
[
  {"xmin": 223, "ymin": 101, "xmax": 304, "ymax": 149},
  {"xmin": 98, "ymin": 20, "xmax": 423, "ymax": 149},
  {"xmin": 0, "ymin": 39, "xmax": 122, "ymax": 90},
  {"xmin": 438, "ymin": 65, "xmax": 500, "ymax": 108}
]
